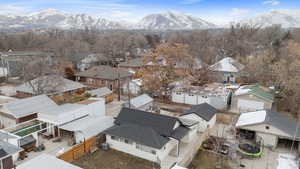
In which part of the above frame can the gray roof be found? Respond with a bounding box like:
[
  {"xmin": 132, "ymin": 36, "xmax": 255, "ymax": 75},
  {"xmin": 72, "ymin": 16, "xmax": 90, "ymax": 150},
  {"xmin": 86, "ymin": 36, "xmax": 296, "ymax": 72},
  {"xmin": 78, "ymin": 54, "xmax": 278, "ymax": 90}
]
[
  {"xmin": 124, "ymin": 94, "xmax": 153, "ymax": 108},
  {"xmin": 0, "ymin": 140, "xmax": 22, "ymax": 157},
  {"xmin": 16, "ymin": 154, "xmax": 83, "ymax": 169},
  {"xmin": 105, "ymin": 108, "xmax": 188, "ymax": 149},
  {"xmin": 105, "ymin": 123, "xmax": 169, "ymax": 149},
  {"xmin": 237, "ymin": 110, "xmax": 300, "ymax": 140},
  {"xmin": 171, "ymin": 126, "xmax": 189, "ymax": 140},
  {"xmin": 75, "ymin": 66, "xmax": 132, "ymax": 80},
  {"xmin": 119, "ymin": 58, "xmax": 145, "ymax": 68},
  {"xmin": 16, "ymin": 76, "xmax": 86, "ymax": 95},
  {"xmin": 2, "ymin": 95, "xmax": 58, "ymax": 118},
  {"xmin": 0, "ymin": 131, "xmax": 18, "ymax": 140},
  {"xmin": 181, "ymin": 103, "xmax": 217, "ymax": 121},
  {"xmin": 38, "ymin": 104, "xmax": 84, "ymax": 117},
  {"xmin": 88, "ymin": 87, "xmax": 112, "ymax": 97}
]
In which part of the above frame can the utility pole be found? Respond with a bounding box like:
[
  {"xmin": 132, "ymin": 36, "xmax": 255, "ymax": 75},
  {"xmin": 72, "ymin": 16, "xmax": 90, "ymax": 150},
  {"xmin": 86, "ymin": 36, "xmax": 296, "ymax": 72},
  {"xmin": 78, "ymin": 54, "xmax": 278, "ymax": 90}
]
[{"xmin": 117, "ymin": 63, "xmax": 121, "ymax": 101}]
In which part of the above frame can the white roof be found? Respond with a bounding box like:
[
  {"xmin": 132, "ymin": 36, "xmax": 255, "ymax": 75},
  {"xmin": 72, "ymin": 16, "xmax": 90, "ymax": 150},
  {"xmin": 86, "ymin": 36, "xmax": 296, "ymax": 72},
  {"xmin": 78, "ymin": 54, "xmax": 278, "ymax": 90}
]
[
  {"xmin": 16, "ymin": 75, "xmax": 85, "ymax": 95},
  {"xmin": 88, "ymin": 87, "xmax": 112, "ymax": 97},
  {"xmin": 2, "ymin": 95, "xmax": 57, "ymax": 118},
  {"xmin": 234, "ymin": 85, "xmax": 252, "ymax": 96},
  {"xmin": 128, "ymin": 94, "xmax": 153, "ymax": 108},
  {"xmin": 38, "ymin": 104, "xmax": 87, "ymax": 125},
  {"xmin": 210, "ymin": 57, "xmax": 244, "ymax": 73},
  {"xmin": 60, "ymin": 116, "xmax": 114, "ymax": 139},
  {"xmin": 236, "ymin": 110, "xmax": 267, "ymax": 127},
  {"xmin": 17, "ymin": 154, "xmax": 83, "ymax": 169}
]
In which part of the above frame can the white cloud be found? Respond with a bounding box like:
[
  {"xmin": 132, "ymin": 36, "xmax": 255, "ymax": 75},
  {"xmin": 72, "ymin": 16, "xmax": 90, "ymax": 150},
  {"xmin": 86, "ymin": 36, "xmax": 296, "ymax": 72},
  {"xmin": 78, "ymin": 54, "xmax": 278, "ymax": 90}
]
[
  {"xmin": 181, "ymin": 0, "xmax": 204, "ymax": 5},
  {"xmin": 262, "ymin": 0, "xmax": 280, "ymax": 6},
  {"xmin": 230, "ymin": 8, "xmax": 249, "ymax": 16},
  {"xmin": 0, "ymin": 5, "xmax": 26, "ymax": 14}
]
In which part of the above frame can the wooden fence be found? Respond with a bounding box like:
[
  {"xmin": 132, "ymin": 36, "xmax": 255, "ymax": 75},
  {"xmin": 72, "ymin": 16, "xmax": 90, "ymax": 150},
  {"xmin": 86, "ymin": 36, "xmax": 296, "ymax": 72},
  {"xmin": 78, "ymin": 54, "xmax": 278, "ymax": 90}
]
[{"xmin": 58, "ymin": 137, "xmax": 97, "ymax": 162}]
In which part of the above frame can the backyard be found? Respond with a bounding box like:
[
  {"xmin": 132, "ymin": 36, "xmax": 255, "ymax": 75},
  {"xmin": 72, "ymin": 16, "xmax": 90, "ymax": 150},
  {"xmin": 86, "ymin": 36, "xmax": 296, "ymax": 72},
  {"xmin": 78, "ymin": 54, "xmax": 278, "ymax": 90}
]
[
  {"xmin": 188, "ymin": 150, "xmax": 232, "ymax": 169},
  {"xmin": 72, "ymin": 149, "xmax": 159, "ymax": 169}
]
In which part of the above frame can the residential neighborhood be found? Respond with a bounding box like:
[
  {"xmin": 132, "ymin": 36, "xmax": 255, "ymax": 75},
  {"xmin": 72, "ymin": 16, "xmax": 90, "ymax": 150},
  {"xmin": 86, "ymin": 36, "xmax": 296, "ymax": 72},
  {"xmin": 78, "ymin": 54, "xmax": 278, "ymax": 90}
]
[{"xmin": 0, "ymin": 1, "xmax": 300, "ymax": 169}]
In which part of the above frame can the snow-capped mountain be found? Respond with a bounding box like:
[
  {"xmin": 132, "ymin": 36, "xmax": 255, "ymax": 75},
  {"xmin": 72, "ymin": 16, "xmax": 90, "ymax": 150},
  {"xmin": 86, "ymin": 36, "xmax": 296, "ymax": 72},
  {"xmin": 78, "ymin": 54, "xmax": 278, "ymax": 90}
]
[
  {"xmin": 0, "ymin": 9, "xmax": 125, "ymax": 30},
  {"xmin": 137, "ymin": 11, "xmax": 216, "ymax": 30},
  {"xmin": 241, "ymin": 9, "xmax": 300, "ymax": 28}
]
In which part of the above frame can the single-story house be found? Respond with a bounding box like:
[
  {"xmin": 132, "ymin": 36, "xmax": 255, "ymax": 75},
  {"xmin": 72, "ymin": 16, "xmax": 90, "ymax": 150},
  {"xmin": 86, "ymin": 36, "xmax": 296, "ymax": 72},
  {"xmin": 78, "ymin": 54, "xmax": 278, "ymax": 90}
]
[
  {"xmin": 180, "ymin": 103, "xmax": 217, "ymax": 132},
  {"xmin": 122, "ymin": 94, "xmax": 154, "ymax": 112},
  {"xmin": 236, "ymin": 110, "xmax": 300, "ymax": 150},
  {"xmin": 0, "ymin": 95, "xmax": 57, "ymax": 128},
  {"xmin": 0, "ymin": 136, "xmax": 22, "ymax": 169},
  {"xmin": 122, "ymin": 79, "xmax": 143, "ymax": 95},
  {"xmin": 69, "ymin": 53, "xmax": 102, "ymax": 72},
  {"xmin": 104, "ymin": 107, "xmax": 195, "ymax": 166},
  {"xmin": 171, "ymin": 83, "xmax": 231, "ymax": 110},
  {"xmin": 209, "ymin": 57, "xmax": 245, "ymax": 83},
  {"xmin": 87, "ymin": 87, "xmax": 113, "ymax": 103},
  {"xmin": 16, "ymin": 75, "xmax": 86, "ymax": 98},
  {"xmin": 75, "ymin": 66, "xmax": 132, "ymax": 91},
  {"xmin": 231, "ymin": 84, "xmax": 274, "ymax": 113},
  {"xmin": 16, "ymin": 154, "xmax": 83, "ymax": 169}
]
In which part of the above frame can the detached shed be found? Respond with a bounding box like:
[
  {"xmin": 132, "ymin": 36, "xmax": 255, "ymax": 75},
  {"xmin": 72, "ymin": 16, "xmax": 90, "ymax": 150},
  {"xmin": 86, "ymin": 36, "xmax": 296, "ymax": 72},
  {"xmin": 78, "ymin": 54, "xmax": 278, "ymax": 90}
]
[
  {"xmin": 231, "ymin": 85, "xmax": 274, "ymax": 113},
  {"xmin": 88, "ymin": 87, "xmax": 113, "ymax": 103},
  {"xmin": 180, "ymin": 103, "xmax": 217, "ymax": 132},
  {"xmin": 122, "ymin": 94, "xmax": 154, "ymax": 111},
  {"xmin": 236, "ymin": 110, "xmax": 300, "ymax": 150}
]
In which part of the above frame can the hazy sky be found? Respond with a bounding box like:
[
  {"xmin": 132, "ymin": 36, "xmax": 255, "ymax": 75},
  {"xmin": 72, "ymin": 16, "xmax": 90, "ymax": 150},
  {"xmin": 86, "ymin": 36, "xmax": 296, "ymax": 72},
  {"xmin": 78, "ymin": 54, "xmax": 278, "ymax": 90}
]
[{"xmin": 0, "ymin": 0, "xmax": 299, "ymax": 24}]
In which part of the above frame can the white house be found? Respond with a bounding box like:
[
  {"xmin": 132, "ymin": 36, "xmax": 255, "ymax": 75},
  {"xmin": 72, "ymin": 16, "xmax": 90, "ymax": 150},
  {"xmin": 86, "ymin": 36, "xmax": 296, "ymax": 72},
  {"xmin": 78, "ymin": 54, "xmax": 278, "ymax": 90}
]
[
  {"xmin": 104, "ymin": 108, "xmax": 195, "ymax": 168},
  {"xmin": 16, "ymin": 154, "xmax": 83, "ymax": 169},
  {"xmin": 179, "ymin": 103, "xmax": 217, "ymax": 132},
  {"xmin": 171, "ymin": 83, "xmax": 230, "ymax": 110},
  {"xmin": 209, "ymin": 57, "xmax": 245, "ymax": 83},
  {"xmin": 0, "ymin": 132, "xmax": 22, "ymax": 166},
  {"xmin": 236, "ymin": 110, "xmax": 300, "ymax": 150},
  {"xmin": 122, "ymin": 79, "xmax": 142, "ymax": 95},
  {"xmin": 122, "ymin": 94, "xmax": 154, "ymax": 111},
  {"xmin": 231, "ymin": 84, "xmax": 274, "ymax": 113}
]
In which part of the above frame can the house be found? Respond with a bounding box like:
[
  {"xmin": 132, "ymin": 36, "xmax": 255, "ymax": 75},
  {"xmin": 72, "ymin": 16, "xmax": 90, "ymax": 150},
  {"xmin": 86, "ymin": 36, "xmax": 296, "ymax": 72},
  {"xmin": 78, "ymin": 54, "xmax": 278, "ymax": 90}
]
[
  {"xmin": 236, "ymin": 110, "xmax": 300, "ymax": 151},
  {"xmin": 87, "ymin": 87, "xmax": 113, "ymax": 103},
  {"xmin": 122, "ymin": 79, "xmax": 143, "ymax": 95},
  {"xmin": 179, "ymin": 103, "xmax": 217, "ymax": 132},
  {"xmin": 0, "ymin": 86, "xmax": 16, "ymax": 97},
  {"xmin": 69, "ymin": 53, "xmax": 108, "ymax": 72},
  {"xmin": 104, "ymin": 108, "xmax": 194, "ymax": 167},
  {"xmin": 209, "ymin": 57, "xmax": 245, "ymax": 83},
  {"xmin": 0, "ymin": 95, "xmax": 57, "ymax": 128},
  {"xmin": 231, "ymin": 84, "xmax": 274, "ymax": 113},
  {"xmin": 122, "ymin": 94, "xmax": 154, "ymax": 111},
  {"xmin": 16, "ymin": 154, "xmax": 83, "ymax": 169},
  {"xmin": 171, "ymin": 83, "xmax": 231, "ymax": 110},
  {"xmin": 119, "ymin": 58, "xmax": 146, "ymax": 72},
  {"xmin": 0, "ymin": 134, "xmax": 22, "ymax": 169},
  {"xmin": 75, "ymin": 66, "xmax": 132, "ymax": 91},
  {"xmin": 16, "ymin": 75, "xmax": 86, "ymax": 98}
]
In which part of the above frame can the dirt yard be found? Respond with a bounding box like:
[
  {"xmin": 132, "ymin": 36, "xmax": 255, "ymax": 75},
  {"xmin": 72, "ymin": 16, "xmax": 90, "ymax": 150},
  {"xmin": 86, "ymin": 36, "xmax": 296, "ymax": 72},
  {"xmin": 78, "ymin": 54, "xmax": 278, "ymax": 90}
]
[
  {"xmin": 72, "ymin": 149, "xmax": 159, "ymax": 169},
  {"xmin": 188, "ymin": 150, "xmax": 232, "ymax": 169}
]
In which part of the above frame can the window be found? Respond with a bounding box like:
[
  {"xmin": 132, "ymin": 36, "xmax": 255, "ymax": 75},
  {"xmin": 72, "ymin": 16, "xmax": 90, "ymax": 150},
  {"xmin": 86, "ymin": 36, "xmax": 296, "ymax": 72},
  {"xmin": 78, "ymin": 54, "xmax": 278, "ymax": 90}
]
[
  {"xmin": 265, "ymin": 126, "xmax": 270, "ymax": 130},
  {"xmin": 151, "ymin": 150, "xmax": 156, "ymax": 155},
  {"xmin": 111, "ymin": 136, "xmax": 116, "ymax": 140},
  {"xmin": 189, "ymin": 94, "xmax": 194, "ymax": 96}
]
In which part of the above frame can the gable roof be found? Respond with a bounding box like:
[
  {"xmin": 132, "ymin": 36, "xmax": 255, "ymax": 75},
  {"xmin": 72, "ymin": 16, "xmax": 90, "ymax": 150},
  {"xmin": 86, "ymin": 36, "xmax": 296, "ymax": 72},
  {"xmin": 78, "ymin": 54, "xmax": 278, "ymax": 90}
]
[
  {"xmin": 124, "ymin": 94, "xmax": 153, "ymax": 108},
  {"xmin": 210, "ymin": 57, "xmax": 244, "ymax": 73},
  {"xmin": 2, "ymin": 95, "xmax": 58, "ymax": 118},
  {"xmin": 236, "ymin": 110, "xmax": 300, "ymax": 140},
  {"xmin": 88, "ymin": 87, "xmax": 112, "ymax": 97},
  {"xmin": 181, "ymin": 103, "xmax": 217, "ymax": 121},
  {"xmin": 17, "ymin": 154, "xmax": 83, "ymax": 169},
  {"xmin": 0, "ymin": 140, "xmax": 22, "ymax": 158},
  {"xmin": 75, "ymin": 66, "xmax": 132, "ymax": 80},
  {"xmin": 115, "ymin": 108, "xmax": 178, "ymax": 136},
  {"xmin": 235, "ymin": 85, "xmax": 274, "ymax": 101},
  {"xmin": 16, "ymin": 75, "xmax": 86, "ymax": 95},
  {"xmin": 104, "ymin": 123, "xmax": 169, "ymax": 149}
]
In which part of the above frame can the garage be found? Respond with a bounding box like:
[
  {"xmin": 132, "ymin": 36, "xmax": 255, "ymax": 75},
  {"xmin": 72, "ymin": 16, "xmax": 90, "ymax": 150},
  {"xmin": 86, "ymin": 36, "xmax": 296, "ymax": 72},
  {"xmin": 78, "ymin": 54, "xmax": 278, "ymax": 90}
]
[
  {"xmin": 236, "ymin": 110, "xmax": 300, "ymax": 151},
  {"xmin": 237, "ymin": 99, "xmax": 264, "ymax": 112}
]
